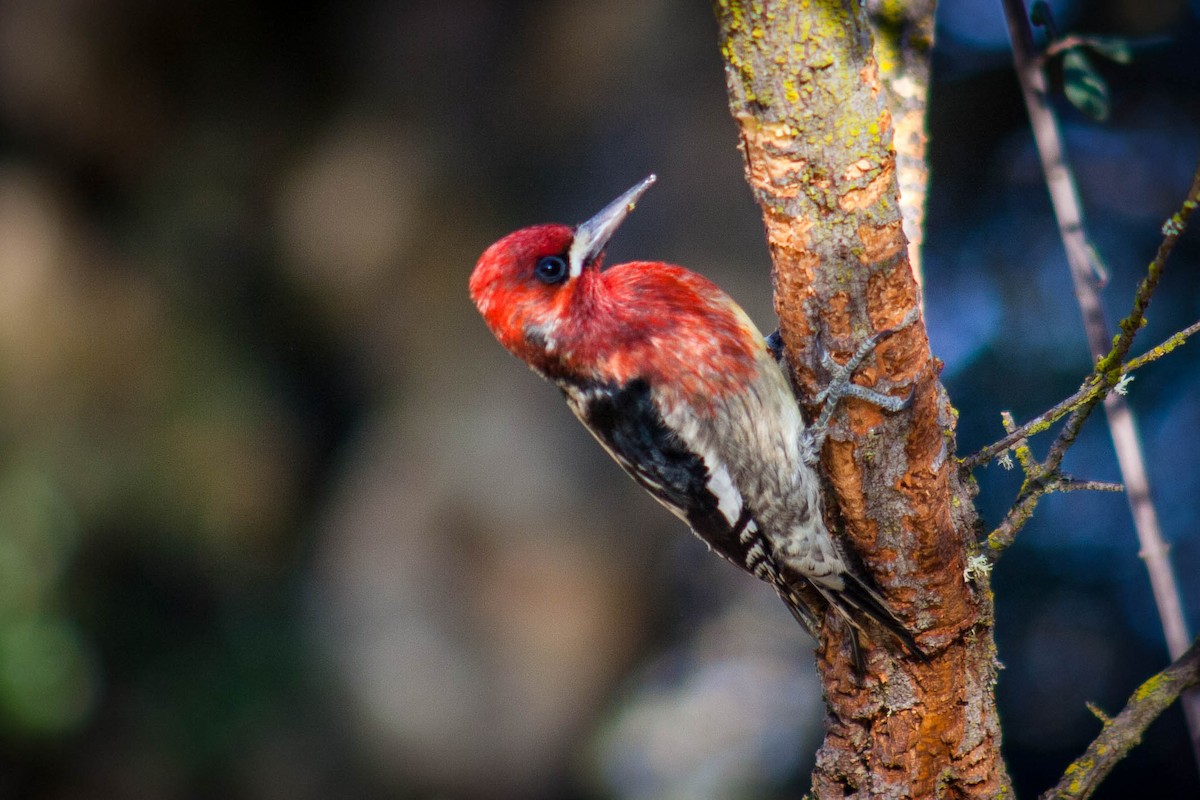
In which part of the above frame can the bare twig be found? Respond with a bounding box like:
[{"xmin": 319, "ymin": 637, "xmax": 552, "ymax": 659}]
[
  {"xmin": 1097, "ymin": 176, "xmax": 1200, "ymax": 376},
  {"xmin": 1041, "ymin": 638, "xmax": 1200, "ymax": 800},
  {"xmin": 962, "ymin": 319, "xmax": 1200, "ymax": 471},
  {"xmin": 1126, "ymin": 319, "xmax": 1200, "ymax": 373},
  {"xmin": 1002, "ymin": 410, "xmax": 1036, "ymax": 474},
  {"xmin": 1021, "ymin": 151, "xmax": 1200, "ymax": 485},
  {"xmin": 1058, "ymin": 479, "xmax": 1124, "ymax": 493},
  {"xmin": 1002, "ymin": 0, "xmax": 1200, "ymax": 773},
  {"xmin": 987, "ymin": 489, "xmax": 1044, "ymax": 553},
  {"xmin": 984, "ymin": 413, "xmax": 1123, "ymax": 552},
  {"xmin": 987, "ymin": 473, "xmax": 1123, "ymax": 553}
]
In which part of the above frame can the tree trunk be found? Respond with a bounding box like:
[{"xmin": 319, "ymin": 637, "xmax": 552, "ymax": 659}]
[{"xmin": 712, "ymin": 1, "xmax": 1012, "ymax": 795}]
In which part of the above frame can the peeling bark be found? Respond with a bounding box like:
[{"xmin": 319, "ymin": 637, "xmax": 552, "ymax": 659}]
[
  {"xmin": 712, "ymin": 1, "xmax": 1011, "ymax": 796},
  {"xmin": 867, "ymin": 0, "xmax": 936, "ymax": 287}
]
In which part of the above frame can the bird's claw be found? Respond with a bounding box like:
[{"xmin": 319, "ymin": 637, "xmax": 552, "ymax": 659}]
[{"xmin": 803, "ymin": 308, "xmax": 920, "ymax": 458}]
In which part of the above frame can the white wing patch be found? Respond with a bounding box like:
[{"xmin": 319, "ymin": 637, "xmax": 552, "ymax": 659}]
[
  {"xmin": 739, "ymin": 518, "xmax": 759, "ymax": 545},
  {"xmin": 703, "ymin": 457, "xmax": 744, "ymax": 528}
]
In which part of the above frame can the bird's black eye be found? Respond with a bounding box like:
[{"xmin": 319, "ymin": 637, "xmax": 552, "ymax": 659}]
[{"xmin": 534, "ymin": 255, "xmax": 568, "ymax": 284}]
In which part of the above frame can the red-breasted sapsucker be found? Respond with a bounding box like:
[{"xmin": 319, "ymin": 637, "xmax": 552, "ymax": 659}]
[{"xmin": 469, "ymin": 175, "xmax": 923, "ymax": 667}]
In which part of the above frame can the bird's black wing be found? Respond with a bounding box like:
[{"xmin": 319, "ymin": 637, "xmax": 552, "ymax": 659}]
[
  {"xmin": 563, "ymin": 378, "xmax": 749, "ymax": 561},
  {"xmin": 560, "ymin": 378, "xmax": 820, "ymax": 635},
  {"xmin": 559, "ymin": 378, "xmax": 933, "ymax": 658}
]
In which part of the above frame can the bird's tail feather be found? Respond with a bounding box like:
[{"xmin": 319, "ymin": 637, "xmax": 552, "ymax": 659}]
[
  {"xmin": 811, "ymin": 574, "xmax": 930, "ymax": 669},
  {"xmin": 777, "ymin": 587, "xmax": 821, "ymax": 640}
]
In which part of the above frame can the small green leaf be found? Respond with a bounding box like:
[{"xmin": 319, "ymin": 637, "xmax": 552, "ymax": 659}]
[
  {"xmin": 1029, "ymin": 1, "xmax": 1054, "ymax": 29},
  {"xmin": 1085, "ymin": 36, "xmax": 1133, "ymax": 64},
  {"xmin": 1062, "ymin": 48, "xmax": 1109, "ymax": 121}
]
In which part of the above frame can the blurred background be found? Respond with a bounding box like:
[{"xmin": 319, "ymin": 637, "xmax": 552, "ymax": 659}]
[{"xmin": 0, "ymin": 0, "xmax": 1197, "ymax": 797}]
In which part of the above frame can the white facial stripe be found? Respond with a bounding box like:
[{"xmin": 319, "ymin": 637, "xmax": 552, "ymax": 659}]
[{"xmin": 567, "ymin": 234, "xmax": 590, "ymax": 278}]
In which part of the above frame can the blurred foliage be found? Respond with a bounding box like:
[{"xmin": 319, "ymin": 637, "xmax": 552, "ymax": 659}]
[
  {"xmin": 1061, "ymin": 47, "xmax": 1111, "ymax": 120},
  {"xmin": 0, "ymin": 0, "xmax": 1196, "ymax": 798},
  {"xmin": 0, "ymin": 467, "xmax": 92, "ymax": 737}
]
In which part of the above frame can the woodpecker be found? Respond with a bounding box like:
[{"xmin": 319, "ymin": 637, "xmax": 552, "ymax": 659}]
[{"xmin": 469, "ymin": 175, "xmax": 923, "ymax": 668}]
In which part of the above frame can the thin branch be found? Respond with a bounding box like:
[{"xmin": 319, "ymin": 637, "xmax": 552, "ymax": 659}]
[
  {"xmin": 1058, "ymin": 479, "xmax": 1124, "ymax": 493},
  {"xmin": 986, "ymin": 473, "xmax": 1124, "ymax": 554},
  {"xmin": 1096, "ymin": 178, "xmax": 1200, "ymax": 376},
  {"xmin": 1003, "ymin": 410, "xmax": 1037, "ymax": 474},
  {"xmin": 1125, "ymin": 319, "xmax": 1200, "ymax": 373},
  {"xmin": 961, "ymin": 318, "xmax": 1200, "ymax": 472},
  {"xmin": 1040, "ymin": 638, "xmax": 1200, "ymax": 800},
  {"xmin": 1002, "ymin": 0, "xmax": 1200, "ymax": 770},
  {"xmin": 984, "ymin": 412, "xmax": 1122, "ymax": 553},
  {"xmin": 1042, "ymin": 158, "xmax": 1200, "ymax": 474},
  {"xmin": 1039, "ymin": 155, "xmax": 1200, "ymax": 477},
  {"xmin": 966, "ymin": 161, "xmax": 1200, "ymax": 571},
  {"xmin": 987, "ymin": 483, "xmax": 1050, "ymax": 553},
  {"xmin": 984, "ymin": 411, "xmax": 1043, "ymax": 551}
]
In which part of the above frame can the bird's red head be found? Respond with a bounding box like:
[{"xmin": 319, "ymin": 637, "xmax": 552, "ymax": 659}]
[{"xmin": 469, "ymin": 176, "xmax": 656, "ymax": 371}]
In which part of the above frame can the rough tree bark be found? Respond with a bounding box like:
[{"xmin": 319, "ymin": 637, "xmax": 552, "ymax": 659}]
[
  {"xmin": 713, "ymin": 1, "xmax": 1012, "ymax": 796},
  {"xmin": 866, "ymin": 0, "xmax": 936, "ymax": 288}
]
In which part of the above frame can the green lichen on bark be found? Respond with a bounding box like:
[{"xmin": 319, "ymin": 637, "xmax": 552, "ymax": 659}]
[
  {"xmin": 715, "ymin": 0, "xmax": 904, "ymax": 304},
  {"xmin": 713, "ymin": 1, "xmax": 1011, "ymax": 798},
  {"xmin": 1042, "ymin": 639, "xmax": 1200, "ymax": 800}
]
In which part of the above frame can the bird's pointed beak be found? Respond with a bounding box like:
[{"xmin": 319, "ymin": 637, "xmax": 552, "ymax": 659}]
[{"xmin": 569, "ymin": 174, "xmax": 656, "ymax": 276}]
